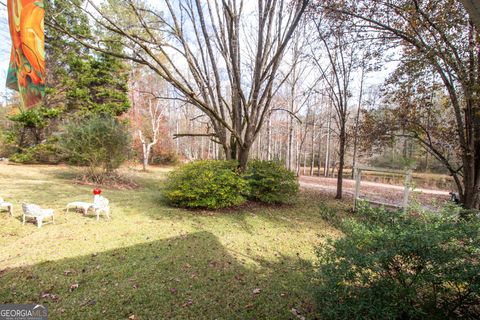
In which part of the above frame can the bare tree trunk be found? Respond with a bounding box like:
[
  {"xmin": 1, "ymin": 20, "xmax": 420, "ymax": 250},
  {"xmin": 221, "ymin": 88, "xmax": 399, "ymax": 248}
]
[
  {"xmin": 330, "ymin": 141, "xmax": 337, "ymax": 178},
  {"xmin": 288, "ymin": 116, "xmax": 294, "ymax": 170},
  {"xmin": 139, "ymin": 137, "xmax": 156, "ymax": 171},
  {"xmin": 175, "ymin": 107, "xmax": 179, "ymax": 155},
  {"xmin": 336, "ymin": 124, "xmax": 346, "ymax": 199},
  {"xmin": 310, "ymin": 119, "xmax": 316, "ymax": 176},
  {"xmin": 298, "ymin": 107, "xmax": 311, "ymax": 176},
  {"xmin": 273, "ymin": 137, "xmax": 277, "ymax": 161},
  {"xmin": 351, "ymin": 65, "xmax": 365, "ymax": 178},
  {"xmin": 257, "ymin": 134, "xmax": 262, "ymax": 160},
  {"xmin": 238, "ymin": 146, "xmax": 250, "ymax": 172},
  {"xmin": 267, "ymin": 115, "xmax": 272, "ymax": 160},
  {"xmin": 293, "ymin": 128, "xmax": 301, "ymax": 176},
  {"xmin": 207, "ymin": 139, "xmax": 211, "ymax": 159},
  {"xmin": 317, "ymin": 127, "xmax": 323, "ymax": 176},
  {"xmin": 142, "ymin": 143, "xmax": 148, "ymax": 171},
  {"xmin": 277, "ymin": 138, "xmax": 282, "ymax": 161},
  {"xmin": 324, "ymin": 104, "xmax": 332, "ymax": 177},
  {"xmin": 303, "ymin": 148, "xmax": 307, "ymax": 175}
]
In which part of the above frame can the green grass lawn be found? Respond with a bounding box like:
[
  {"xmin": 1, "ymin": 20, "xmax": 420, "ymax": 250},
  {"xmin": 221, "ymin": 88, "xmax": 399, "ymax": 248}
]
[{"xmin": 0, "ymin": 163, "xmax": 345, "ymax": 319}]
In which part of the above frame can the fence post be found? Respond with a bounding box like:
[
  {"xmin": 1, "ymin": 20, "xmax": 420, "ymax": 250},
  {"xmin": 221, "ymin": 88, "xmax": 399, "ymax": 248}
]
[
  {"xmin": 402, "ymin": 169, "xmax": 412, "ymax": 212},
  {"xmin": 354, "ymin": 167, "xmax": 361, "ymax": 211}
]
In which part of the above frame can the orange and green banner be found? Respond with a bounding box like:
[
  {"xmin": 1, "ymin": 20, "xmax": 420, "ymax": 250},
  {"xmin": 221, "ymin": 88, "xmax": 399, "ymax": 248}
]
[{"xmin": 6, "ymin": 0, "xmax": 45, "ymax": 108}]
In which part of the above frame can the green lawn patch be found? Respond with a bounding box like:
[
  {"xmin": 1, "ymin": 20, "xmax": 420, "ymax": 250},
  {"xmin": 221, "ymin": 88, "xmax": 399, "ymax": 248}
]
[{"xmin": 0, "ymin": 164, "xmax": 343, "ymax": 319}]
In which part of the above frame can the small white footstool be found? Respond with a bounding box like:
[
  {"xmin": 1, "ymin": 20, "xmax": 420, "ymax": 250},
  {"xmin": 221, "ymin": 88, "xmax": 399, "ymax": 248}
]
[{"xmin": 66, "ymin": 201, "xmax": 93, "ymax": 215}]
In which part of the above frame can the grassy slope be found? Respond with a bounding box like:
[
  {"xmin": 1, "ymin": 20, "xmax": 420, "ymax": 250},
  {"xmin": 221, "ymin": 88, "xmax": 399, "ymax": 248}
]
[{"xmin": 0, "ymin": 164, "xmax": 344, "ymax": 319}]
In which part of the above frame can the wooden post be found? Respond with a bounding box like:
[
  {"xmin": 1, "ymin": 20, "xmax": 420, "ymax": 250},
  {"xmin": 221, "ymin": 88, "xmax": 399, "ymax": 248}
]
[
  {"xmin": 402, "ymin": 170, "xmax": 412, "ymax": 211},
  {"xmin": 353, "ymin": 167, "xmax": 361, "ymax": 211}
]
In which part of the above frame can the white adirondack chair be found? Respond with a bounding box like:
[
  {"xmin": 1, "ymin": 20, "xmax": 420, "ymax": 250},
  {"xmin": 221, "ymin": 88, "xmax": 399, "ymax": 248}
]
[
  {"xmin": 0, "ymin": 197, "xmax": 13, "ymax": 217},
  {"xmin": 22, "ymin": 203, "xmax": 55, "ymax": 228},
  {"xmin": 92, "ymin": 196, "xmax": 110, "ymax": 220}
]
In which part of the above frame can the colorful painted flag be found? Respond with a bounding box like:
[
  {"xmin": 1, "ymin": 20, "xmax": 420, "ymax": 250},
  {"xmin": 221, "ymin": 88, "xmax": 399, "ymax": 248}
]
[{"xmin": 6, "ymin": 0, "xmax": 45, "ymax": 108}]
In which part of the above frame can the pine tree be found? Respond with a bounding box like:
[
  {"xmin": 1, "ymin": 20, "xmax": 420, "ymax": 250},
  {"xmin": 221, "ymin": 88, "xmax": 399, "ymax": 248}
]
[
  {"xmin": 46, "ymin": 0, "xmax": 130, "ymax": 117},
  {"xmin": 66, "ymin": 42, "xmax": 130, "ymax": 116},
  {"xmin": 7, "ymin": 0, "xmax": 130, "ymax": 157}
]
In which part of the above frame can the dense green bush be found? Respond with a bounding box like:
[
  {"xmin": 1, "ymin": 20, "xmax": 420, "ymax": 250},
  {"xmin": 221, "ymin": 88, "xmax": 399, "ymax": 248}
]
[
  {"xmin": 0, "ymin": 130, "xmax": 16, "ymax": 158},
  {"xmin": 59, "ymin": 114, "xmax": 130, "ymax": 175},
  {"xmin": 244, "ymin": 160, "xmax": 299, "ymax": 204},
  {"xmin": 9, "ymin": 141, "xmax": 63, "ymax": 164},
  {"xmin": 314, "ymin": 205, "xmax": 480, "ymax": 319},
  {"xmin": 0, "ymin": 106, "xmax": 63, "ymax": 159},
  {"xmin": 163, "ymin": 160, "xmax": 247, "ymax": 209}
]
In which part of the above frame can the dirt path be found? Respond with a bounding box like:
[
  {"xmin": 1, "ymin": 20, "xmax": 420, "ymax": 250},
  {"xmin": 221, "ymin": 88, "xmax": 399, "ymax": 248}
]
[{"xmin": 299, "ymin": 176, "xmax": 451, "ymax": 208}]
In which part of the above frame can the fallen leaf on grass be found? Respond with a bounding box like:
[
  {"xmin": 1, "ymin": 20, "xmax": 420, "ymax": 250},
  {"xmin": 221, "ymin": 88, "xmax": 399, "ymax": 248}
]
[
  {"xmin": 291, "ymin": 308, "xmax": 305, "ymax": 320},
  {"xmin": 182, "ymin": 299, "xmax": 193, "ymax": 307},
  {"xmin": 79, "ymin": 299, "xmax": 96, "ymax": 307},
  {"xmin": 40, "ymin": 292, "xmax": 59, "ymax": 302},
  {"xmin": 128, "ymin": 315, "xmax": 136, "ymax": 320},
  {"xmin": 234, "ymin": 273, "xmax": 244, "ymax": 281},
  {"xmin": 252, "ymin": 288, "xmax": 261, "ymax": 294},
  {"xmin": 63, "ymin": 270, "xmax": 75, "ymax": 276},
  {"xmin": 69, "ymin": 283, "xmax": 79, "ymax": 291}
]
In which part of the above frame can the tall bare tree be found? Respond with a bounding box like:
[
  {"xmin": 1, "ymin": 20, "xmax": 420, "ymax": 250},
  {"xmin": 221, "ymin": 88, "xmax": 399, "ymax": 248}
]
[
  {"xmin": 137, "ymin": 99, "xmax": 165, "ymax": 171},
  {"xmin": 351, "ymin": 54, "xmax": 370, "ymax": 178},
  {"xmin": 51, "ymin": 0, "xmax": 310, "ymax": 170},
  {"xmin": 319, "ymin": 0, "xmax": 480, "ymax": 209},
  {"xmin": 129, "ymin": 67, "xmax": 168, "ymax": 170},
  {"xmin": 309, "ymin": 17, "xmax": 362, "ymax": 198}
]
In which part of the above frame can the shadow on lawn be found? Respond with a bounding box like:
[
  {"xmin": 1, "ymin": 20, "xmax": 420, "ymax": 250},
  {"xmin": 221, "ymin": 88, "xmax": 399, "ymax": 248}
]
[
  {"xmin": 139, "ymin": 190, "xmax": 340, "ymax": 236},
  {"xmin": 0, "ymin": 231, "xmax": 316, "ymax": 320},
  {"xmin": 50, "ymin": 168, "xmax": 81, "ymax": 181}
]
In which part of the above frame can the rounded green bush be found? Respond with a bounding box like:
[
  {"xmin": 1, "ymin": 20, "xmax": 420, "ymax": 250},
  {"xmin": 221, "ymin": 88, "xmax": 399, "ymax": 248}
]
[
  {"xmin": 59, "ymin": 114, "xmax": 130, "ymax": 173},
  {"xmin": 244, "ymin": 160, "xmax": 299, "ymax": 204},
  {"xmin": 163, "ymin": 160, "xmax": 248, "ymax": 209}
]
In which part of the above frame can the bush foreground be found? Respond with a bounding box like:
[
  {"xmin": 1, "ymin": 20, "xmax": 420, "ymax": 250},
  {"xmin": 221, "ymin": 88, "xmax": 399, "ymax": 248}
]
[{"xmin": 314, "ymin": 203, "xmax": 480, "ymax": 319}]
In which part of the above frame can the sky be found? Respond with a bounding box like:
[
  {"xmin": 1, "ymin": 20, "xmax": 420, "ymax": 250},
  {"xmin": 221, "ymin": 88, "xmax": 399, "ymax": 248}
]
[{"xmin": 0, "ymin": 0, "xmax": 396, "ymax": 107}]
